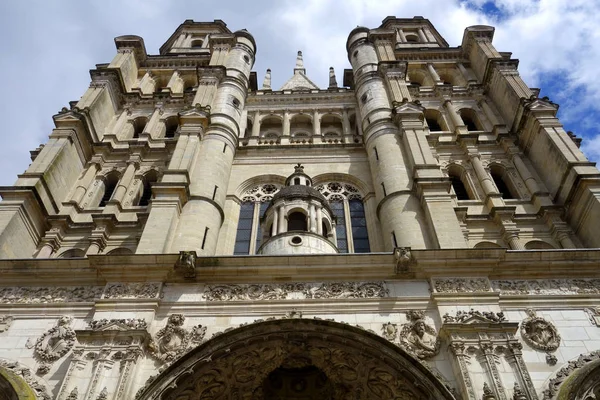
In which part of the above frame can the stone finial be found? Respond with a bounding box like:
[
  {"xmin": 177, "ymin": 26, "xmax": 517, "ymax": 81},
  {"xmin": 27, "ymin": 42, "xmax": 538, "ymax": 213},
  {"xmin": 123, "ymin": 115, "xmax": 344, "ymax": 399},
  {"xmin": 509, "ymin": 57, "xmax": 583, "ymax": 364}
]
[
  {"xmin": 328, "ymin": 67, "xmax": 338, "ymax": 88},
  {"xmin": 294, "ymin": 163, "xmax": 305, "ymax": 173},
  {"xmin": 262, "ymin": 68, "xmax": 272, "ymax": 90},
  {"xmin": 294, "ymin": 51, "xmax": 306, "ymax": 74}
]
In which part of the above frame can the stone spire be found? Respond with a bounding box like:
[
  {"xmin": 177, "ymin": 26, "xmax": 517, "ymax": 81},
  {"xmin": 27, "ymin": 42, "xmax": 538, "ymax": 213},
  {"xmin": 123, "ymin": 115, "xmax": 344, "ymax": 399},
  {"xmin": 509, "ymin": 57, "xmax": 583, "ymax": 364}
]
[
  {"xmin": 294, "ymin": 51, "xmax": 306, "ymax": 74},
  {"xmin": 328, "ymin": 67, "xmax": 338, "ymax": 89},
  {"xmin": 262, "ymin": 68, "xmax": 272, "ymax": 90}
]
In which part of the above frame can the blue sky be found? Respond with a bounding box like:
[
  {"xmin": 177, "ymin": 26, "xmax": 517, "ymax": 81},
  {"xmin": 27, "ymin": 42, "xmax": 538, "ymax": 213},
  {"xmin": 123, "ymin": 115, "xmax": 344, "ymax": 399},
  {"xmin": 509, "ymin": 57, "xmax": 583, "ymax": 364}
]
[{"xmin": 0, "ymin": 0, "xmax": 598, "ymax": 185}]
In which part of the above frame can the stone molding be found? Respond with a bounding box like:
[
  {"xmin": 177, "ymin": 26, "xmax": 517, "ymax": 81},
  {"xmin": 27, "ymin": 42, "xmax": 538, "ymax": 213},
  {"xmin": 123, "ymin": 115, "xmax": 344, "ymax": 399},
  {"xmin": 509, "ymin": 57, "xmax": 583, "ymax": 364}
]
[{"xmin": 203, "ymin": 281, "xmax": 388, "ymax": 301}]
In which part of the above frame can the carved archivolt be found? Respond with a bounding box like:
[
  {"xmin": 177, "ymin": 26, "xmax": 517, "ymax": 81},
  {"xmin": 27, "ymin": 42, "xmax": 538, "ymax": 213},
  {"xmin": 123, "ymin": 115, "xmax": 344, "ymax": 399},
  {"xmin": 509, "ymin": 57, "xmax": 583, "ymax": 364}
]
[
  {"xmin": 34, "ymin": 316, "xmax": 75, "ymax": 371},
  {"xmin": 544, "ymin": 350, "xmax": 600, "ymax": 399},
  {"xmin": 0, "ymin": 359, "xmax": 52, "ymax": 400},
  {"xmin": 203, "ymin": 281, "xmax": 388, "ymax": 301},
  {"xmin": 520, "ymin": 309, "xmax": 561, "ymax": 352},
  {"xmin": 148, "ymin": 314, "xmax": 207, "ymax": 366},
  {"xmin": 135, "ymin": 318, "xmax": 456, "ymax": 400}
]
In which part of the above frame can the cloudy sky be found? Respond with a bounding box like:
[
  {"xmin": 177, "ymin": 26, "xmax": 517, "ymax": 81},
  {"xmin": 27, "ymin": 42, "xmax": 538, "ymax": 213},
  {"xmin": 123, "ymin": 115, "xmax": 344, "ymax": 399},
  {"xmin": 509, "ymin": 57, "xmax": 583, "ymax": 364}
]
[{"xmin": 0, "ymin": 0, "xmax": 599, "ymax": 186}]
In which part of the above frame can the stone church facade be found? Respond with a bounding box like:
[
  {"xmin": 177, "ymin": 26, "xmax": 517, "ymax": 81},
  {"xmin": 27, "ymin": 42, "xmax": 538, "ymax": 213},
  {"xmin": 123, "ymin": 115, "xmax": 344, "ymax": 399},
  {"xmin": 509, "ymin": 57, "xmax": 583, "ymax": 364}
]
[{"xmin": 0, "ymin": 16, "xmax": 599, "ymax": 400}]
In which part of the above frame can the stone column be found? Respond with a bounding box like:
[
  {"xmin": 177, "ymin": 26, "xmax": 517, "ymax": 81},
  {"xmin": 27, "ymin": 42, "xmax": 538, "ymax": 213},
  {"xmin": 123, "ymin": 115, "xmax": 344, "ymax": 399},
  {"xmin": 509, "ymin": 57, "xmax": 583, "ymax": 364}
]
[
  {"xmin": 458, "ymin": 63, "xmax": 477, "ymax": 83},
  {"xmin": 469, "ymin": 154, "xmax": 496, "ymax": 195},
  {"xmin": 251, "ymin": 111, "xmax": 261, "ymax": 137},
  {"xmin": 397, "ymin": 28, "xmax": 407, "ymax": 42},
  {"xmin": 278, "ymin": 206, "xmax": 286, "ymax": 233},
  {"xmin": 504, "ymin": 231, "xmax": 525, "ymax": 250},
  {"xmin": 510, "ymin": 153, "xmax": 540, "ymax": 195},
  {"xmin": 444, "ymin": 100, "xmax": 465, "ymax": 131},
  {"xmin": 112, "ymin": 161, "xmax": 138, "ymax": 204},
  {"xmin": 316, "ymin": 206, "xmax": 323, "ymax": 235},
  {"xmin": 71, "ymin": 163, "xmax": 100, "ymax": 205},
  {"xmin": 427, "ymin": 63, "xmax": 442, "ymax": 84},
  {"xmin": 309, "ymin": 203, "xmax": 316, "ymax": 233},
  {"xmin": 341, "ymin": 109, "xmax": 351, "ymax": 142},
  {"xmin": 417, "ymin": 28, "xmax": 428, "ymax": 43},
  {"xmin": 272, "ymin": 209, "xmax": 278, "ymax": 236}
]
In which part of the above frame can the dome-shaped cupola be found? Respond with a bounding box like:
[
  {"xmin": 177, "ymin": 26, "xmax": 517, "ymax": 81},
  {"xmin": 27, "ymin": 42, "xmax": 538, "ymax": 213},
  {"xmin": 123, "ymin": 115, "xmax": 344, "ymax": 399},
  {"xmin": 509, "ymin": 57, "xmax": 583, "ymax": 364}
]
[{"xmin": 257, "ymin": 164, "xmax": 338, "ymax": 255}]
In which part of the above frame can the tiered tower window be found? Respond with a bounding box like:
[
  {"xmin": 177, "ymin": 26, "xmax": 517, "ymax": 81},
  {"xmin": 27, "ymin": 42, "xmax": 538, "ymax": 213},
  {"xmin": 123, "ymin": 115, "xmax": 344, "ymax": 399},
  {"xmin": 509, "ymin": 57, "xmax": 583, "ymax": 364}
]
[{"xmin": 234, "ymin": 184, "xmax": 280, "ymax": 255}]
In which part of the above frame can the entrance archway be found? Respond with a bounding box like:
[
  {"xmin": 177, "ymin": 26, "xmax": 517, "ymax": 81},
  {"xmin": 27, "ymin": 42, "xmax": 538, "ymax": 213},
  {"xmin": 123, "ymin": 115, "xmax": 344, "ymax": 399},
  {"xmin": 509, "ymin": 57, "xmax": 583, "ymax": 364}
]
[
  {"xmin": 0, "ymin": 364, "xmax": 37, "ymax": 400},
  {"xmin": 138, "ymin": 318, "xmax": 456, "ymax": 400}
]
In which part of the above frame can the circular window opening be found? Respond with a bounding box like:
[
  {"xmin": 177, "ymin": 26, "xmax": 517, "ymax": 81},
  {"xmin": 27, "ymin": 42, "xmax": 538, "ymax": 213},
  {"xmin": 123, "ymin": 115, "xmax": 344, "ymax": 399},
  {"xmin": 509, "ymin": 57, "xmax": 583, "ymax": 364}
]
[{"xmin": 291, "ymin": 236, "xmax": 302, "ymax": 245}]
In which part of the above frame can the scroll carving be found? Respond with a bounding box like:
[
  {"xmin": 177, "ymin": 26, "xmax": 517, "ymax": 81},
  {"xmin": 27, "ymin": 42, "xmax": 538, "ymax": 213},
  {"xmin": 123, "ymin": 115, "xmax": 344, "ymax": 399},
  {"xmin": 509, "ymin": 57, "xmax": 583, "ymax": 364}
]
[
  {"xmin": 432, "ymin": 278, "xmax": 491, "ymax": 293},
  {"xmin": 443, "ymin": 309, "xmax": 506, "ymax": 324},
  {"xmin": 203, "ymin": 281, "xmax": 388, "ymax": 301},
  {"xmin": 0, "ymin": 286, "xmax": 103, "ymax": 303},
  {"xmin": 103, "ymin": 283, "xmax": 162, "ymax": 299},
  {"xmin": 492, "ymin": 278, "xmax": 600, "ymax": 295},
  {"xmin": 88, "ymin": 318, "xmax": 148, "ymax": 331}
]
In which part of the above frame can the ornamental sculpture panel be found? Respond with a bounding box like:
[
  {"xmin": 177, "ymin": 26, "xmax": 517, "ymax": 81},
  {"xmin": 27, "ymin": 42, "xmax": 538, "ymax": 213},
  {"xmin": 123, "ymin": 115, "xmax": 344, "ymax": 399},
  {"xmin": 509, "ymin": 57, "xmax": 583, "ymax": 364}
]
[
  {"xmin": 0, "ymin": 286, "xmax": 103, "ymax": 303},
  {"xmin": 103, "ymin": 282, "xmax": 162, "ymax": 299},
  {"xmin": 520, "ymin": 308, "xmax": 561, "ymax": 352},
  {"xmin": 398, "ymin": 310, "xmax": 441, "ymax": 360},
  {"xmin": 432, "ymin": 278, "xmax": 491, "ymax": 293},
  {"xmin": 34, "ymin": 316, "xmax": 76, "ymax": 374},
  {"xmin": 148, "ymin": 314, "xmax": 206, "ymax": 365}
]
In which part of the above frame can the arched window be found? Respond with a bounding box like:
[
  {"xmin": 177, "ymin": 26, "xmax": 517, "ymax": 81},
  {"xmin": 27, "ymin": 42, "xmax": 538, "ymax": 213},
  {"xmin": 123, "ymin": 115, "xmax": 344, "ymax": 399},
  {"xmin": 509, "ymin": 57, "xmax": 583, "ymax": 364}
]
[
  {"xmin": 58, "ymin": 248, "xmax": 86, "ymax": 258},
  {"xmin": 450, "ymin": 175, "xmax": 469, "ymax": 200},
  {"xmin": 405, "ymin": 34, "xmax": 419, "ymax": 43},
  {"xmin": 132, "ymin": 116, "xmax": 147, "ymax": 139},
  {"xmin": 99, "ymin": 172, "xmax": 119, "ymax": 207},
  {"xmin": 234, "ymin": 184, "xmax": 280, "ymax": 255},
  {"xmin": 107, "ymin": 248, "xmax": 134, "ymax": 255},
  {"xmin": 191, "ymin": 39, "xmax": 203, "ymax": 49},
  {"xmin": 164, "ymin": 116, "xmax": 179, "ymax": 138},
  {"xmin": 139, "ymin": 170, "xmax": 158, "ymax": 207},
  {"xmin": 424, "ymin": 109, "xmax": 446, "ymax": 132},
  {"xmin": 426, "ymin": 118, "xmax": 442, "ymax": 131},
  {"xmin": 288, "ymin": 212, "xmax": 307, "ymax": 232},
  {"xmin": 525, "ymin": 240, "xmax": 555, "ymax": 250},
  {"xmin": 490, "ymin": 166, "xmax": 517, "ymax": 199},
  {"xmin": 474, "ymin": 241, "xmax": 503, "ymax": 249},
  {"xmin": 316, "ymin": 182, "xmax": 370, "ymax": 253},
  {"xmin": 459, "ymin": 109, "xmax": 481, "ymax": 131}
]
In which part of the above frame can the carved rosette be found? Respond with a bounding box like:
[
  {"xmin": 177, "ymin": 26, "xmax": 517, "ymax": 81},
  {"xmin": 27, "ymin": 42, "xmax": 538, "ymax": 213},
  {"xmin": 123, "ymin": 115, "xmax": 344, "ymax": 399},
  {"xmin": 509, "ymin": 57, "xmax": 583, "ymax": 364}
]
[
  {"xmin": 398, "ymin": 311, "xmax": 441, "ymax": 360},
  {"xmin": 34, "ymin": 316, "xmax": 75, "ymax": 372},
  {"xmin": 520, "ymin": 309, "xmax": 560, "ymax": 352},
  {"xmin": 148, "ymin": 314, "xmax": 207, "ymax": 366}
]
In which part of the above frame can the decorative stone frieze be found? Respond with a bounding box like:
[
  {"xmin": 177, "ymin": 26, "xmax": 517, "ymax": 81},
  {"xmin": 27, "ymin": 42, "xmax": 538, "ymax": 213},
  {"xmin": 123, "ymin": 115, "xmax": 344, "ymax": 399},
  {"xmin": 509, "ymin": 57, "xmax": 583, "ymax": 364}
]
[
  {"xmin": 432, "ymin": 278, "xmax": 491, "ymax": 293},
  {"xmin": 148, "ymin": 314, "xmax": 207, "ymax": 366},
  {"xmin": 0, "ymin": 359, "xmax": 52, "ymax": 399},
  {"xmin": 203, "ymin": 281, "xmax": 388, "ymax": 301},
  {"xmin": 0, "ymin": 286, "xmax": 103, "ymax": 303},
  {"xmin": 0, "ymin": 315, "xmax": 13, "ymax": 332},
  {"xmin": 34, "ymin": 316, "xmax": 75, "ymax": 374},
  {"xmin": 102, "ymin": 282, "xmax": 162, "ymax": 299},
  {"xmin": 398, "ymin": 310, "xmax": 441, "ymax": 360},
  {"xmin": 492, "ymin": 279, "xmax": 600, "ymax": 295},
  {"xmin": 585, "ymin": 307, "xmax": 600, "ymax": 326},
  {"xmin": 520, "ymin": 309, "xmax": 561, "ymax": 352},
  {"xmin": 443, "ymin": 309, "xmax": 506, "ymax": 324},
  {"xmin": 88, "ymin": 318, "xmax": 148, "ymax": 331}
]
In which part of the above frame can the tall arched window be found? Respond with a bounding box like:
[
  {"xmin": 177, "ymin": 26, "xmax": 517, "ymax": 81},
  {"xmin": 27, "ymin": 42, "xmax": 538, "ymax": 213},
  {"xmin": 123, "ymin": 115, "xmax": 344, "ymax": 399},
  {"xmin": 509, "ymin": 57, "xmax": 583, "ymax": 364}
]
[
  {"xmin": 315, "ymin": 182, "xmax": 371, "ymax": 253},
  {"xmin": 132, "ymin": 117, "xmax": 147, "ymax": 139},
  {"xmin": 459, "ymin": 109, "xmax": 481, "ymax": 131},
  {"xmin": 288, "ymin": 212, "xmax": 307, "ymax": 231},
  {"xmin": 233, "ymin": 184, "xmax": 280, "ymax": 255},
  {"xmin": 99, "ymin": 172, "xmax": 120, "ymax": 207},
  {"xmin": 138, "ymin": 170, "xmax": 158, "ymax": 207},
  {"xmin": 164, "ymin": 116, "xmax": 179, "ymax": 138},
  {"xmin": 490, "ymin": 166, "xmax": 517, "ymax": 199}
]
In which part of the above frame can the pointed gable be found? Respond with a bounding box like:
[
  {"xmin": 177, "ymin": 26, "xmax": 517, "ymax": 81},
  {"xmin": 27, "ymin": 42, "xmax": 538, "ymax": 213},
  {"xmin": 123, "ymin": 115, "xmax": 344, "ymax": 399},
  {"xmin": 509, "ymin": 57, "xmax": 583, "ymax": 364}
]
[{"xmin": 279, "ymin": 50, "xmax": 320, "ymax": 91}]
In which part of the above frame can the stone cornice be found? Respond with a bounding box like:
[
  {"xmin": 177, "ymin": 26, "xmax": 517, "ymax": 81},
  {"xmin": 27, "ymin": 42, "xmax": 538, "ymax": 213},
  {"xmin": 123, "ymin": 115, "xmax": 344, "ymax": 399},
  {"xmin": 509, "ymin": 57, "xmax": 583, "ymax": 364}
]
[
  {"xmin": 0, "ymin": 249, "xmax": 599, "ymax": 285},
  {"xmin": 246, "ymin": 89, "xmax": 356, "ymax": 106}
]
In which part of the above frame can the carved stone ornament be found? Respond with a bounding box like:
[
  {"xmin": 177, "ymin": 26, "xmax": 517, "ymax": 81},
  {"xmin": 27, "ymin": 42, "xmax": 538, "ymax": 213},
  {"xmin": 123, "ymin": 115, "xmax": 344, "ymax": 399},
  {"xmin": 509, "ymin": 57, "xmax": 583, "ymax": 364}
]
[
  {"xmin": 585, "ymin": 306, "xmax": 600, "ymax": 327},
  {"xmin": 135, "ymin": 318, "xmax": 456, "ymax": 400},
  {"xmin": 443, "ymin": 309, "xmax": 506, "ymax": 324},
  {"xmin": 102, "ymin": 282, "xmax": 162, "ymax": 299},
  {"xmin": 0, "ymin": 315, "xmax": 13, "ymax": 332},
  {"xmin": 394, "ymin": 247, "xmax": 413, "ymax": 274},
  {"xmin": 398, "ymin": 310, "xmax": 441, "ymax": 360},
  {"xmin": 203, "ymin": 281, "xmax": 388, "ymax": 301},
  {"xmin": 512, "ymin": 382, "xmax": 527, "ymax": 400},
  {"xmin": 482, "ymin": 382, "xmax": 496, "ymax": 400},
  {"xmin": 492, "ymin": 278, "xmax": 600, "ymax": 295},
  {"xmin": 543, "ymin": 350, "xmax": 600, "ymax": 399},
  {"xmin": 66, "ymin": 387, "xmax": 79, "ymax": 400},
  {"xmin": 34, "ymin": 316, "xmax": 76, "ymax": 366},
  {"xmin": 174, "ymin": 250, "xmax": 197, "ymax": 279},
  {"xmin": 520, "ymin": 308, "xmax": 561, "ymax": 352},
  {"xmin": 0, "ymin": 286, "xmax": 103, "ymax": 303},
  {"xmin": 432, "ymin": 278, "xmax": 491, "ymax": 293},
  {"xmin": 88, "ymin": 318, "xmax": 148, "ymax": 331},
  {"xmin": 147, "ymin": 314, "xmax": 207, "ymax": 365},
  {"xmin": 0, "ymin": 358, "xmax": 52, "ymax": 399}
]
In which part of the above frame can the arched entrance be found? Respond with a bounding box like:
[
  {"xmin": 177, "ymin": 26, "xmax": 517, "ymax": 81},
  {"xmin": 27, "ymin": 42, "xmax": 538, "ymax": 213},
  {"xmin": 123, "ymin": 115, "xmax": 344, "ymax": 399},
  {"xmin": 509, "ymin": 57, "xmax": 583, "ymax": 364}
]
[
  {"xmin": 138, "ymin": 318, "xmax": 456, "ymax": 400},
  {"xmin": 0, "ymin": 364, "xmax": 37, "ymax": 400},
  {"xmin": 547, "ymin": 353, "xmax": 600, "ymax": 400}
]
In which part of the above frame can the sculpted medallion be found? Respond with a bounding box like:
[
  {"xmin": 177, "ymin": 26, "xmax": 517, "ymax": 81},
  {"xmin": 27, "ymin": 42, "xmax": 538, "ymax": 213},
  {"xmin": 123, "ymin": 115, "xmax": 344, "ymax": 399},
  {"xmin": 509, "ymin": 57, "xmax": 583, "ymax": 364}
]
[
  {"xmin": 148, "ymin": 314, "xmax": 206, "ymax": 365},
  {"xmin": 520, "ymin": 308, "xmax": 561, "ymax": 352},
  {"xmin": 398, "ymin": 310, "xmax": 441, "ymax": 360},
  {"xmin": 34, "ymin": 316, "xmax": 75, "ymax": 366}
]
